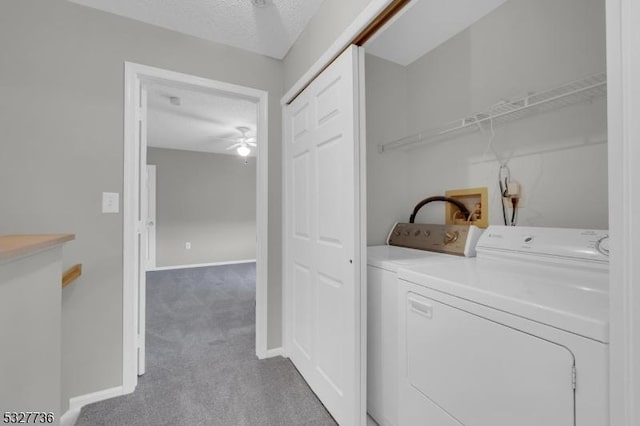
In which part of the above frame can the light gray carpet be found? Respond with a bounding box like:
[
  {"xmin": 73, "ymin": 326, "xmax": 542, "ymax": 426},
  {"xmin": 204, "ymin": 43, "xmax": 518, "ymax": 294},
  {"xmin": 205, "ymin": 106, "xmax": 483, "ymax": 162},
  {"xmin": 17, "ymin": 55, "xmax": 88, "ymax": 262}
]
[{"xmin": 76, "ymin": 263, "xmax": 336, "ymax": 426}]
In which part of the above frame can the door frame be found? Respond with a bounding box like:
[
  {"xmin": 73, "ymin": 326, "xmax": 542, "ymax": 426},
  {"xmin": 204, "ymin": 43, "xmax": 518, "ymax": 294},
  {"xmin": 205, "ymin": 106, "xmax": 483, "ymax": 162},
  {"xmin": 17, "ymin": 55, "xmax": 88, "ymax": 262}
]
[
  {"xmin": 280, "ymin": 0, "xmax": 408, "ymax": 106},
  {"xmin": 145, "ymin": 164, "xmax": 157, "ymax": 270},
  {"xmin": 606, "ymin": 0, "xmax": 640, "ymax": 424},
  {"xmin": 123, "ymin": 62, "xmax": 270, "ymax": 393}
]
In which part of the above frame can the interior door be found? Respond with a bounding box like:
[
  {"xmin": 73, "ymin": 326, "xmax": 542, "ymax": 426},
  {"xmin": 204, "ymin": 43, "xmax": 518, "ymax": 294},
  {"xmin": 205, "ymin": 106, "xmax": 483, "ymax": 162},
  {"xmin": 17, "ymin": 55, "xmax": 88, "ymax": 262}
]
[
  {"xmin": 136, "ymin": 84, "xmax": 148, "ymax": 376},
  {"xmin": 146, "ymin": 164, "xmax": 157, "ymax": 270},
  {"xmin": 284, "ymin": 45, "xmax": 366, "ymax": 425}
]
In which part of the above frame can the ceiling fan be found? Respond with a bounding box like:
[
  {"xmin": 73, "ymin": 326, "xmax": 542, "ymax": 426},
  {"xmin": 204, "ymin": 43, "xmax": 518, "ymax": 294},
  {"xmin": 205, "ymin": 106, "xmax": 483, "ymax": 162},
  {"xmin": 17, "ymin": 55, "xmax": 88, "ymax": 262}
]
[{"xmin": 225, "ymin": 126, "xmax": 257, "ymax": 157}]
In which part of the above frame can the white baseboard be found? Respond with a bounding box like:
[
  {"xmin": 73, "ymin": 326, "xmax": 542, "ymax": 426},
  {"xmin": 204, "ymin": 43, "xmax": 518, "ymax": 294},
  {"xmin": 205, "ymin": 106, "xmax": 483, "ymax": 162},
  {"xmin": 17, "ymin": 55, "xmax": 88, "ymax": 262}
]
[
  {"xmin": 147, "ymin": 259, "xmax": 256, "ymax": 272},
  {"xmin": 60, "ymin": 386, "xmax": 124, "ymax": 426},
  {"xmin": 260, "ymin": 347, "xmax": 285, "ymax": 359},
  {"xmin": 60, "ymin": 409, "xmax": 81, "ymax": 426}
]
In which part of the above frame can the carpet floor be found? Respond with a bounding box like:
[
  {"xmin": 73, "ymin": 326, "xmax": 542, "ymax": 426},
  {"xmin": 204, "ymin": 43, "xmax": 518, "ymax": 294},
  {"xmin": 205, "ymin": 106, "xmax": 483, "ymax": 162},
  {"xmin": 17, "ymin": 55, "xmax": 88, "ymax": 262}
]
[{"xmin": 75, "ymin": 263, "xmax": 337, "ymax": 426}]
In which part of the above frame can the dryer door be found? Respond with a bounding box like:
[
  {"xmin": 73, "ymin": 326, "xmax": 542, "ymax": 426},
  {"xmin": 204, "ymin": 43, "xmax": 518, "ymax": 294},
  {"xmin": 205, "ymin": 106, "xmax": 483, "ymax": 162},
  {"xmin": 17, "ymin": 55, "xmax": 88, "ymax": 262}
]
[{"xmin": 403, "ymin": 290, "xmax": 575, "ymax": 426}]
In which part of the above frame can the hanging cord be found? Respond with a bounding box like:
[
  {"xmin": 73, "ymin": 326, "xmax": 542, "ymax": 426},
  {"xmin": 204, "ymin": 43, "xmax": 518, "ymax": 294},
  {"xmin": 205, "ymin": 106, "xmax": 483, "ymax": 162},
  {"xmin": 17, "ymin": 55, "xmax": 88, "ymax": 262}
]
[
  {"xmin": 511, "ymin": 197, "xmax": 519, "ymax": 225},
  {"xmin": 498, "ymin": 165, "xmax": 510, "ymax": 226},
  {"xmin": 478, "ymin": 102, "xmax": 509, "ymax": 168},
  {"xmin": 476, "ymin": 101, "xmax": 520, "ymax": 226},
  {"xmin": 498, "ymin": 164, "xmax": 520, "ymax": 226},
  {"xmin": 477, "ymin": 103, "xmax": 508, "ymax": 225}
]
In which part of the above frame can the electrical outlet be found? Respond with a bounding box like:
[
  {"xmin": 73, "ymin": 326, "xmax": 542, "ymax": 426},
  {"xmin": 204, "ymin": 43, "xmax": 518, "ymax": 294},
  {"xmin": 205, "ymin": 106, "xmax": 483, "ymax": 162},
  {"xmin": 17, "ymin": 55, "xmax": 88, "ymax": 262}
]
[
  {"xmin": 506, "ymin": 182, "xmax": 521, "ymax": 197},
  {"xmin": 501, "ymin": 180, "xmax": 524, "ymax": 208},
  {"xmin": 185, "ymin": 242, "xmax": 191, "ymax": 250},
  {"xmin": 503, "ymin": 192, "xmax": 525, "ymax": 209}
]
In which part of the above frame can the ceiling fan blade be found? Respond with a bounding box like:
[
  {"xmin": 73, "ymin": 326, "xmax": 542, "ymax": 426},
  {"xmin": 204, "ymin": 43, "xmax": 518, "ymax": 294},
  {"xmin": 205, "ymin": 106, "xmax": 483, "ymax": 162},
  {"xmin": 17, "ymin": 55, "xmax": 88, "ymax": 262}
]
[
  {"xmin": 211, "ymin": 137, "xmax": 238, "ymax": 143},
  {"xmin": 248, "ymin": 142, "xmax": 257, "ymax": 147},
  {"xmin": 226, "ymin": 143, "xmax": 242, "ymax": 150}
]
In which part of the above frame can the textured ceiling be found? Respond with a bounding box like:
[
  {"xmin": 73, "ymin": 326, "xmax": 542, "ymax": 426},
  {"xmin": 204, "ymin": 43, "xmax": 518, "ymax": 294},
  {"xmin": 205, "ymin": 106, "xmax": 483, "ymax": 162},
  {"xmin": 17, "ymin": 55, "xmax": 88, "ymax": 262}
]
[
  {"xmin": 67, "ymin": 0, "xmax": 325, "ymax": 59},
  {"xmin": 147, "ymin": 83, "xmax": 258, "ymax": 156},
  {"xmin": 366, "ymin": 0, "xmax": 508, "ymax": 66}
]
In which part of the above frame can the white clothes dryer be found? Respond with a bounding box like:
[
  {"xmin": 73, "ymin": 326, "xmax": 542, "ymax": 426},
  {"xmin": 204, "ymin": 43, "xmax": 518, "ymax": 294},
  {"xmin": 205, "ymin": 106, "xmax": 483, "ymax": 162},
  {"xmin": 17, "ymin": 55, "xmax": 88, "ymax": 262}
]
[
  {"xmin": 367, "ymin": 223, "xmax": 483, "ymax": 426},
  {"xmin": 396, "ymin": 226, "xmax": 609, "ymax": 426}
]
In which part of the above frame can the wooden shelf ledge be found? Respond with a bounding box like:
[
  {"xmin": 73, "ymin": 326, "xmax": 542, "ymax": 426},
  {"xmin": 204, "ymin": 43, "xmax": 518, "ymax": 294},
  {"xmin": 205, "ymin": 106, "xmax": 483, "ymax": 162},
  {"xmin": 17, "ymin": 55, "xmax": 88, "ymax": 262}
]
[
  {"xmin": 0, "ymin": 234, "xmax": 75, "ymax": 261},
  {"xmin": 62, "ymin": 264, "xmax": 82, "ymax": 288}
]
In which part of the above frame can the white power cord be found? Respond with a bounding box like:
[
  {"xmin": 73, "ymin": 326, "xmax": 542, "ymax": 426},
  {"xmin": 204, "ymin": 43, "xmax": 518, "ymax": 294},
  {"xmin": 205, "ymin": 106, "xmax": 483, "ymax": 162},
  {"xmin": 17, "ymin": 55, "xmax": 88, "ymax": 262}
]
[
  {"xmin": 478, "ymin": 101, "xmax": 507, "ymax": 167},
  {"xmin": 476, "ymin": 101, "xmax": 520, "ymax": 226}
]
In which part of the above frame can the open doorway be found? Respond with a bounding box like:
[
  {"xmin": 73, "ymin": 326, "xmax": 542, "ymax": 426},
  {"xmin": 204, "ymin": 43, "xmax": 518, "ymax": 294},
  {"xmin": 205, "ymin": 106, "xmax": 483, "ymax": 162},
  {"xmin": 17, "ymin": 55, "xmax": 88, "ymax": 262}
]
[
  {"xmin": 145, "ymin": 84, "xmax": 258, "ymax": 271},
  {"xmin": 123, "ymin": 63, "xmax": 269, "ymax": 393}
]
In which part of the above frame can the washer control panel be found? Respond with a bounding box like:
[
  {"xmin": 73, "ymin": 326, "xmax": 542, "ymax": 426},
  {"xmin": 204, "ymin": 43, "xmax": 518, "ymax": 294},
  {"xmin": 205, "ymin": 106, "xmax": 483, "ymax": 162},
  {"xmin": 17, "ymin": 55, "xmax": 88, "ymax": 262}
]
[{"xmin": 387, "ymin": 223, "xmax": 483, "ymax": 257}]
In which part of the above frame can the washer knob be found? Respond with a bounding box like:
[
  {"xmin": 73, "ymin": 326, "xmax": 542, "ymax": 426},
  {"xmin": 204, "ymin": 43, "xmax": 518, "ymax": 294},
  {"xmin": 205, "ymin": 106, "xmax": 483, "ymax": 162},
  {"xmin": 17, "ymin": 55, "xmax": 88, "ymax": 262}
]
[
  {"xmin": 596, "ymin": 235, "xmax": 610, "ymax": 256},
  {"xmin": 444, "ymin": 231, "xmax": 459, "ymax": 244},
  {"xmin": 422, "ymin": 230, "xmax": 431, "ymax": 238},
  {"xmin": 403, "ymin": 229, "xmax": 411, "ymax": 237}
]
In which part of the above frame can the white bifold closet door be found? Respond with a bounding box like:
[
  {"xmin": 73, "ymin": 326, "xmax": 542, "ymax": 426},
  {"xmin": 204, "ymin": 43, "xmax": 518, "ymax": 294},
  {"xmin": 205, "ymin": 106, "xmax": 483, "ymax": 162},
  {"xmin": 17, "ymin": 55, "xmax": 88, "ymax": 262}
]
[{"xmin": 284, "ymin": 45, "xmax": 366, "ymax": 426}]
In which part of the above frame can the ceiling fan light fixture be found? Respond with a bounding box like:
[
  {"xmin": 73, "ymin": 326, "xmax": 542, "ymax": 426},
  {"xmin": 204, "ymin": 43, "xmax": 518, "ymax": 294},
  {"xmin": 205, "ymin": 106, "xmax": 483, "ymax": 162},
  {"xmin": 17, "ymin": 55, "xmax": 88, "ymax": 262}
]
[{"xmin": 237, "ymin": 145, "xmax": 251, "ymax": 157}]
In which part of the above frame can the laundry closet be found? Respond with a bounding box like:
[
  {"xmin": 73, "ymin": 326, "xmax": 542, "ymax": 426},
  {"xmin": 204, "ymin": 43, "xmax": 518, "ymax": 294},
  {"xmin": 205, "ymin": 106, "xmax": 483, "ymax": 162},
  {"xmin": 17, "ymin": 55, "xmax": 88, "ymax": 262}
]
[
  {"xmin": 365, "ymin": 0, "xmax": 607, "ymax": 239},
  {"xmin": 362, "ymin": 0, "xmax": 609, "ymax": 425},
  {"xmin": 282, "ymin": 0, "xmax": 610, "ymax": 424}
]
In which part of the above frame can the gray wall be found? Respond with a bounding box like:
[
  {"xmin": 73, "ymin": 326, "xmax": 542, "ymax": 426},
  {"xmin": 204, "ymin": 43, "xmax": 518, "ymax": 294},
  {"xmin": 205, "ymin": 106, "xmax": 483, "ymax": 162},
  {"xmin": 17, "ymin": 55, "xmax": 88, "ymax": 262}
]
[
  {"xmin": 366, "ymin": 0, "xmax": 608, "ymax": 244},
  {"xmin": 283, "ymin": 0, "xmax": 374, "ymax": 92},
  {"xmin": 0, "ymin": 0, "xmax": 283, "ymax": 411},
  {"xmin": 147, "ymin": 148, "xmax": 257, "ymax": 267},
  {"xmin": 365, "ymin": 54, "xmax": 411, "ymax": 244}
]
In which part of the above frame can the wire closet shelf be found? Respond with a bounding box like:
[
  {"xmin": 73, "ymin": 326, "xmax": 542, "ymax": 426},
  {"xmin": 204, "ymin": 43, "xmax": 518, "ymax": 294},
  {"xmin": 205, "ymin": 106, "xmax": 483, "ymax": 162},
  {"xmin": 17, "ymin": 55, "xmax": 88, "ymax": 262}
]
[{"xmin": 378, "ymin": 72, "xmax": 607, "ymax": 153}]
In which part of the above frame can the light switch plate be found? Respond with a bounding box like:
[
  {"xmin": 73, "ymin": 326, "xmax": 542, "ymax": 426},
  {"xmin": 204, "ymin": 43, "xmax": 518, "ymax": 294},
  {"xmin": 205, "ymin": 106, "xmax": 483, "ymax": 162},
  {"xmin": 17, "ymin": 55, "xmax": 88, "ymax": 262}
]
[{"xmin": 102, "ymin": 192, "xmax": 119, "ymax": 213}]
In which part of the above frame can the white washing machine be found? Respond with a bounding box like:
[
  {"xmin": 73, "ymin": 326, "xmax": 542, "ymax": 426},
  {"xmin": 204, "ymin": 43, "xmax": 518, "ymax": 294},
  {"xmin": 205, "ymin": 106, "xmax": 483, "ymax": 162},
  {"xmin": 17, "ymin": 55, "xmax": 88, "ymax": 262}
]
[
  {"xmin": 396, "ymin": 226, "xmax": 609, "ymax": 426},
  {"xmin": 367, "ymin": 223, "xmax": 484, "ymax": 426}
]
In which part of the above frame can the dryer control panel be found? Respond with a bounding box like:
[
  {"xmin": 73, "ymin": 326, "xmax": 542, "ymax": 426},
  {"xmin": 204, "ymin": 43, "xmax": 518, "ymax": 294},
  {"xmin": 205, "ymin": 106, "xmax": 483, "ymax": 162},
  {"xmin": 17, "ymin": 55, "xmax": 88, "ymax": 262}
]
[
  {"xmin": 387, "ymin": 223, "xmax": 483, "ymax": 257},
  {"xmin": 476, "ymin": 225, "xmax": 609, "ymax": 266}
]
